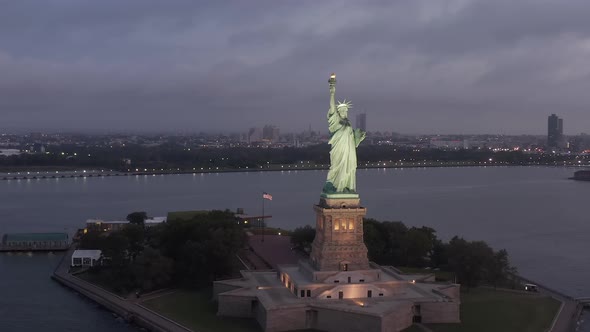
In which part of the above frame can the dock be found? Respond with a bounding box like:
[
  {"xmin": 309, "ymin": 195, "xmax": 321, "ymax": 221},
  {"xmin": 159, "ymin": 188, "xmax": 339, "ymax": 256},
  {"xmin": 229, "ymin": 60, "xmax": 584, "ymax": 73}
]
[{"xmin": 0, "ymin": 232, "xmax": 70, "ymax": 252}]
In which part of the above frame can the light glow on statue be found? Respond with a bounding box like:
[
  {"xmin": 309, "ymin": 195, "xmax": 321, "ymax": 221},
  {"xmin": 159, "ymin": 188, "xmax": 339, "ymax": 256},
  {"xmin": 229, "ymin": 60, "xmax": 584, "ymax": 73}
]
[{"xmin": 323, "ymin": 73, "xmax": 366, "ymax": 194}]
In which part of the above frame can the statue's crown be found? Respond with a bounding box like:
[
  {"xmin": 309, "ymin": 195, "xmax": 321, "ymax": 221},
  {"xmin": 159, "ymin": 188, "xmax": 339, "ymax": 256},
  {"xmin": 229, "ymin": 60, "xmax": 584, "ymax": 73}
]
[{"xmin": 337, "ymin": 99, "xmax": 353, "ymax": 110}]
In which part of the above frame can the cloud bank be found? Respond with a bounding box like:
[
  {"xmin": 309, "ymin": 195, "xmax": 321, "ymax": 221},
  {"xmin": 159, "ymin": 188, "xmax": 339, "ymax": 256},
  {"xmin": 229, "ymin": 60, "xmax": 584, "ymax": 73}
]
[{"xmin": 1, "ymin": 0, "xmax": 590, "ymax": 134}]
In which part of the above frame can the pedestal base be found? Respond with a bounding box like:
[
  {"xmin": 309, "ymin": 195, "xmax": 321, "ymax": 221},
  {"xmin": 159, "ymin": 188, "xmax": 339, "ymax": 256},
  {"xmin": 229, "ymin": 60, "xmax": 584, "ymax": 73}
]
[{"xmin": 309, "ymin": 197, "xmax": 370, "ymax": 271}]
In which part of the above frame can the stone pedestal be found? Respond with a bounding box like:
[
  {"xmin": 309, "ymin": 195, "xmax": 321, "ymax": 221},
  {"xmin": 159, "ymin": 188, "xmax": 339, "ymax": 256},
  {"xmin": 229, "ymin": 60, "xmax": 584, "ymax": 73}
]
[{"xmin": 309, "ymin": 194, "xmax": 369, "ymax": 271}]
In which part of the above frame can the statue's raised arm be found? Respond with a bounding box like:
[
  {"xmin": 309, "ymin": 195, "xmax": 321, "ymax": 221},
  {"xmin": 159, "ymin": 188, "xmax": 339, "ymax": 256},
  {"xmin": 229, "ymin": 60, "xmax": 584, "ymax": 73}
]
[
  {"xmin": 328, "ymin": 73, "xmax": 337, "ymax": 118},
  {"xmin": 323, "ymin": 73, "xmax": 364, "ymax": 195}
]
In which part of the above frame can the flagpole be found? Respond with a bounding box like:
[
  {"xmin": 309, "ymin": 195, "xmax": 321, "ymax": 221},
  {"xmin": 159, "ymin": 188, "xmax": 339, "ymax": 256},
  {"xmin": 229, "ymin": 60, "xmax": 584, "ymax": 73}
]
[{"xmin": 261, "ymin": 191, "xmax": 265, "ymax": 243}]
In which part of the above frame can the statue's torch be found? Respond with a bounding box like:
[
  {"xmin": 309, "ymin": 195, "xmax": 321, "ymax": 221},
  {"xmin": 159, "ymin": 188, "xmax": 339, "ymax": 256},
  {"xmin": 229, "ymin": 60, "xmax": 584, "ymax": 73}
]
[{"xmin": 329, "ymin": 73, "xmax": 336, "ymax": 87}]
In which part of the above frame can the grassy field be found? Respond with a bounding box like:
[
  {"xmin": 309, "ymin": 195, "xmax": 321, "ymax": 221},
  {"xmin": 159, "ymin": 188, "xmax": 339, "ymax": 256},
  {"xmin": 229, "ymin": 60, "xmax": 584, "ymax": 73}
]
[
  {"xmin": 142, "ymin": 289, "xmax": 261, "ymax": 332},
  {"xmin": 166, "ymin": 210, "xmax": 208, "ymax": 222},
  {"xmin": 145, "ymin": 287, "xmax": 559, "ymax": 332},
  {"xmin": 426, "ymin": 288, "xmax": 561, "ymax": 332},
  {"xmin": 396, "ymin": 266, "xmax": 455, "ymax": 282}
]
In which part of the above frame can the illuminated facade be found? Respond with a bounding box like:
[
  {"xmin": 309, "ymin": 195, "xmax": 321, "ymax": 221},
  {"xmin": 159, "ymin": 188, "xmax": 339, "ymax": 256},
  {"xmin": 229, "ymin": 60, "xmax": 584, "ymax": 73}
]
[
  {"xmin": 214, "ymin": 196, "xmax": 460, "ymax": 332},
  {"xmin": 214, "ymin": 74, "xmax": 458, "ymax": 331}
]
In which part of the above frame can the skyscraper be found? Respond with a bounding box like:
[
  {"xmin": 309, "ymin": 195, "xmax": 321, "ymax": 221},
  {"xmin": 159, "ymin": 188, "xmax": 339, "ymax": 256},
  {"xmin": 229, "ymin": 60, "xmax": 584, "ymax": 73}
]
[
  {"xmin": 547, "ymin": 114, "xmax": 564, "ymax": 148},
  {"xmin": 355, "ymin": 113, "xmax": 366, "ymax": 131},
  {"xmin": 262, "ymin": 125, "xmax": 280, "ymax": 142},
  {"xmin": 248, "ymin": 127, "xmax": 263, "ymax": 143}
]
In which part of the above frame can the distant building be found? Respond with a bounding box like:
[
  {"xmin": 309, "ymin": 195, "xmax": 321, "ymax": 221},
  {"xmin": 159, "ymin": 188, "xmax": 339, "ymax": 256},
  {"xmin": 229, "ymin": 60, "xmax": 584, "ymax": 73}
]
[
  {"xmin": 248, "ymin": 127, "xmax": 263, "ymax": 143},
  {"xmin": 356, "ymin": 113, "xmax": 367, "ymax": 131},
  {"xmin": 263, "ymin": 125, "xmax": 280, "ymax": 142},
  {"xmin": 0, "ymin": 149, "xmax": 21, "ymax": 156},
  {"xmin": 71, "ymin": 250, "xmax": 102, "ymax": 267},
  {"xmin": 548, "ymin": 114, "xmax": 564, "ymax": 149},
  {"xmin": 1, "ymin": 233, "xmax": 69, "ymax": 251},
  {"xmin": 430, "ymin": 139, "xmax": 469, "ymax": 149},
  {"xmin": 85, "ymin": 217, "xmax": 166, "ymax": 233}
]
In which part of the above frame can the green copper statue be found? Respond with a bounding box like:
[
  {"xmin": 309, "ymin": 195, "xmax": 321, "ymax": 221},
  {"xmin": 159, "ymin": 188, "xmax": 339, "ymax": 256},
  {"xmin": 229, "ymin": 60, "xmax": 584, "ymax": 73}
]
[{"xmin": 323, "ymin": 73, "xmax": 366, "ymax": 194}]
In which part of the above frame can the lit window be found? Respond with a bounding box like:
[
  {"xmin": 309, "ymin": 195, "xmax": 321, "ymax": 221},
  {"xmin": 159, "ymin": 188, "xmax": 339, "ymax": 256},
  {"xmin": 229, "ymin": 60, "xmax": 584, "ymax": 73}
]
[
  {"xmin": 348, "ymin": 219, "xmax": 355, "ymax": 230},
  {"xmin": 341, "ymin": 220, "xmax": 347, "ymax": 230},
  {"xmin": 334, "ymin": 220, "xmax": 340, "ymax": 230}
]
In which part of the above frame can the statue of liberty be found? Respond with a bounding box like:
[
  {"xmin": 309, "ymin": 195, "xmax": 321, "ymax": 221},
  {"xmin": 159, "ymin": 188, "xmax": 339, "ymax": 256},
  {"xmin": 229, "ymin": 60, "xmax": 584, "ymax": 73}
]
[{"xmin": 323, "ymin": 73, "xmax": 366, "ymax": 194}]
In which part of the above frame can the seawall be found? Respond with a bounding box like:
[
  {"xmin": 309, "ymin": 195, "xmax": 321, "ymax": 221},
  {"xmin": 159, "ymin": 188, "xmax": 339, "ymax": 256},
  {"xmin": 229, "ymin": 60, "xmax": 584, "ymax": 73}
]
[
  {"xmin": 52, "ymin": 247, "xmax": 192, "ymax": 332},
  {"xmin": 509, "ymin": 273, "xmax": 581, "ymax": 332}
]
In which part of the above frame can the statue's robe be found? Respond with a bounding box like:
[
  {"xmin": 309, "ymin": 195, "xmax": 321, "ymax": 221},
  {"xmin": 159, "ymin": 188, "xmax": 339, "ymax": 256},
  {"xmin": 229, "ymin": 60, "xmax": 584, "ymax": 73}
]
[{"xmin": 325, "ymin": 110, "xmax": 361, "ymax": 192}]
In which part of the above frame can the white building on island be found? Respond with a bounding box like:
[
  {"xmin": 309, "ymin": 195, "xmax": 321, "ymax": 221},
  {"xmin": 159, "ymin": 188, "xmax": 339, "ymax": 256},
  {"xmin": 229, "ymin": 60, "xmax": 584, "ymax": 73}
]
[{"xmin": 71, "ymin": 249, "xmax": 102, "ymax": 267}]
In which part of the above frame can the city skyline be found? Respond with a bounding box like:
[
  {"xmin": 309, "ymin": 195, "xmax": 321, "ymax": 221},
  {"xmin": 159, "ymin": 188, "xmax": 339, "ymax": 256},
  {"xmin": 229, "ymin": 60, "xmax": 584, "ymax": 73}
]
[{"xmin": 2, "ymin": 1, "xmax": 590, "ymax": 134}]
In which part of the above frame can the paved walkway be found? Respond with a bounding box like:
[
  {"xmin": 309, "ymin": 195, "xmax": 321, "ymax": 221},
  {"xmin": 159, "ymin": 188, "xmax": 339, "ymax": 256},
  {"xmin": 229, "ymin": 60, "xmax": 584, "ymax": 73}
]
[
  {"xmin": 247, "ymin": 234, "xmax": 302, "ymax": 269},
  {"xmin": 540, "ymin": 286, "xmax": 579, "ymax": 332},
  {"xmin": 53, "ymin": 247, "xmax": 192, "ymax": 332},
  {"xmin": 238, "ymin": 247, "xmax": 271, "ymax": 270},
  {"xmin": 511, "ymin": 273, "xmax": 579, "ymax": 332}
]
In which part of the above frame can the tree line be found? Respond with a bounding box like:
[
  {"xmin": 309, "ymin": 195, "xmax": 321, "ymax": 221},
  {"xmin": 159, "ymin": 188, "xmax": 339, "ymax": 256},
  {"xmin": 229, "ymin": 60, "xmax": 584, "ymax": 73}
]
[
  {"xmin": 291, "ymin": 219, "xmax": 516, "ymax": 290},
  {"xmin": 79, "ymin": 210, "xmax": 245, "ymax": 294},
  {"xmin": 81, "ymin": 210, "xmax": 516, "ymax": 293}
]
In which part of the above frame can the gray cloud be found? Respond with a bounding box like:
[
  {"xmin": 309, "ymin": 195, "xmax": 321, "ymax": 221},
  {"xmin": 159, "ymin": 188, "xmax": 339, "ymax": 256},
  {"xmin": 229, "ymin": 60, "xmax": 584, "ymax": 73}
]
[{"xmin": 1, "ymin": 0, "xmax": 590, "ymax": 134}]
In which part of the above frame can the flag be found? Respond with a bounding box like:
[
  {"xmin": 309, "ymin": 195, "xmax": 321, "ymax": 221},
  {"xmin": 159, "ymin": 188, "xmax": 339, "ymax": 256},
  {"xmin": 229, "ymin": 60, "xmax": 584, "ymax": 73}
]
[{"xmin": 263, "ymin": 192, "xmax": 273, "ymax": 201}]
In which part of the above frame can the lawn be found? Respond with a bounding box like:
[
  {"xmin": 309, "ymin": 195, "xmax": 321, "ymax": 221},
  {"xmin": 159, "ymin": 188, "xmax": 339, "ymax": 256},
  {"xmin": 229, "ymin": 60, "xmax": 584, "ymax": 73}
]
[
  {"xmin": 143, "ymin": 288, "xmax": 559, "ymax": 332},
  {"xmin": 426, "ymin": 288, "xmax": 561, "ymax": 332},
  {"xmin": 396, "ymin": 266, "xmax": 455, "ymax": 282},
  {"xmin": 142, "ymin": 289, "xmax": 261, "ymax": 332},
  {"xmin": 167, "ymin": 210, "xmax": 208, "ymax": 222}
]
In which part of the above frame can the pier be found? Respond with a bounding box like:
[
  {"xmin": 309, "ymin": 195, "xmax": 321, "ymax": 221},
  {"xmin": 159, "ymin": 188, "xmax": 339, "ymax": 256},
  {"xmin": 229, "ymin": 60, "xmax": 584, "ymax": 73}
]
[{"xmin": 0, "ymin": 232, "xmax": 70, "ymax": 252}]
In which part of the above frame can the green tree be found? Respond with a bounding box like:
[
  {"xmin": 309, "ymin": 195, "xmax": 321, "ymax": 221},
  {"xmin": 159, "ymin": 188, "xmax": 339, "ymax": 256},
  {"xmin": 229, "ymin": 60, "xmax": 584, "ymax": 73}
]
[
  {"xmin": 79, "ymin": 231, "xmax": 104, "ymax": 250},
  {"xmin": 363, "ymin": 219, "xmax": 387, "ymax": 262},
  {"xmin": 121, "ymin": 224, "xmax": 145, "ymax": 259},
  {"xmin": 486, "ymin": 249, "xmax": 516, "ymax": 289},
  {"xmin": 156, "ymin": 210, "xmax": 246, "ymax": 287},
  {"xmin": 99, "ymin": 232, "xmax": 134, "ymax": 293},
  {"xmin": 403, "ymin": 226, "xmax": 437, "ymax": 267},
  {"xmin": 126, "ymin": 211, "xmax": 148, "ymax": 227},
  {"xmin": 290, "ymin": 225, "xmax": 316, "ymax": 253},
  {"xmin": 447, "ymin": 237, "xmax": 494, "ymax": 291},
  {"xmin": 132, "ymin": 247, "xmax": 173, "ymax": 291},
  {"xmin": 431, "ymin": 240, "xmax": 448, "ymax": 269},
  {"xmin": 102, "ymin": 232, "xmax": 130, "ymax": 268},
  {"xmin": 381, "ymin": 221, "xmax": 408, "ymax": 265}
]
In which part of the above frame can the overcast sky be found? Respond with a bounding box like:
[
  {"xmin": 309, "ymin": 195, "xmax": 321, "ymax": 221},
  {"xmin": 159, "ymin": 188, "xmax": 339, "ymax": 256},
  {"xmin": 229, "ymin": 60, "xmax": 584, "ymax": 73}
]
[{"xmin": 2, "ymin": 0, "xmax": 590, "ymax": 134}]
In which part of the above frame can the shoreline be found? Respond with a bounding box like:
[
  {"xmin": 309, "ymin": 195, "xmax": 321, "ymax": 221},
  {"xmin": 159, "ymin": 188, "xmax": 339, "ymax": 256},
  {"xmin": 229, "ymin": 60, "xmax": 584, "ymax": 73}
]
[
  {"xmin": 48, "ymin": 244, "xmax": 584, "ymax": 332},
  {"xmin": 51, "ymin": 246, "xmax": 193, "ymax": 332},
  {"xmin": 2, "ymin": 161, "xmax": 586, "ymax": 181},
  {"xmin": 509, "ymin": 273, "xmax": 583, "ymax": 332}
]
